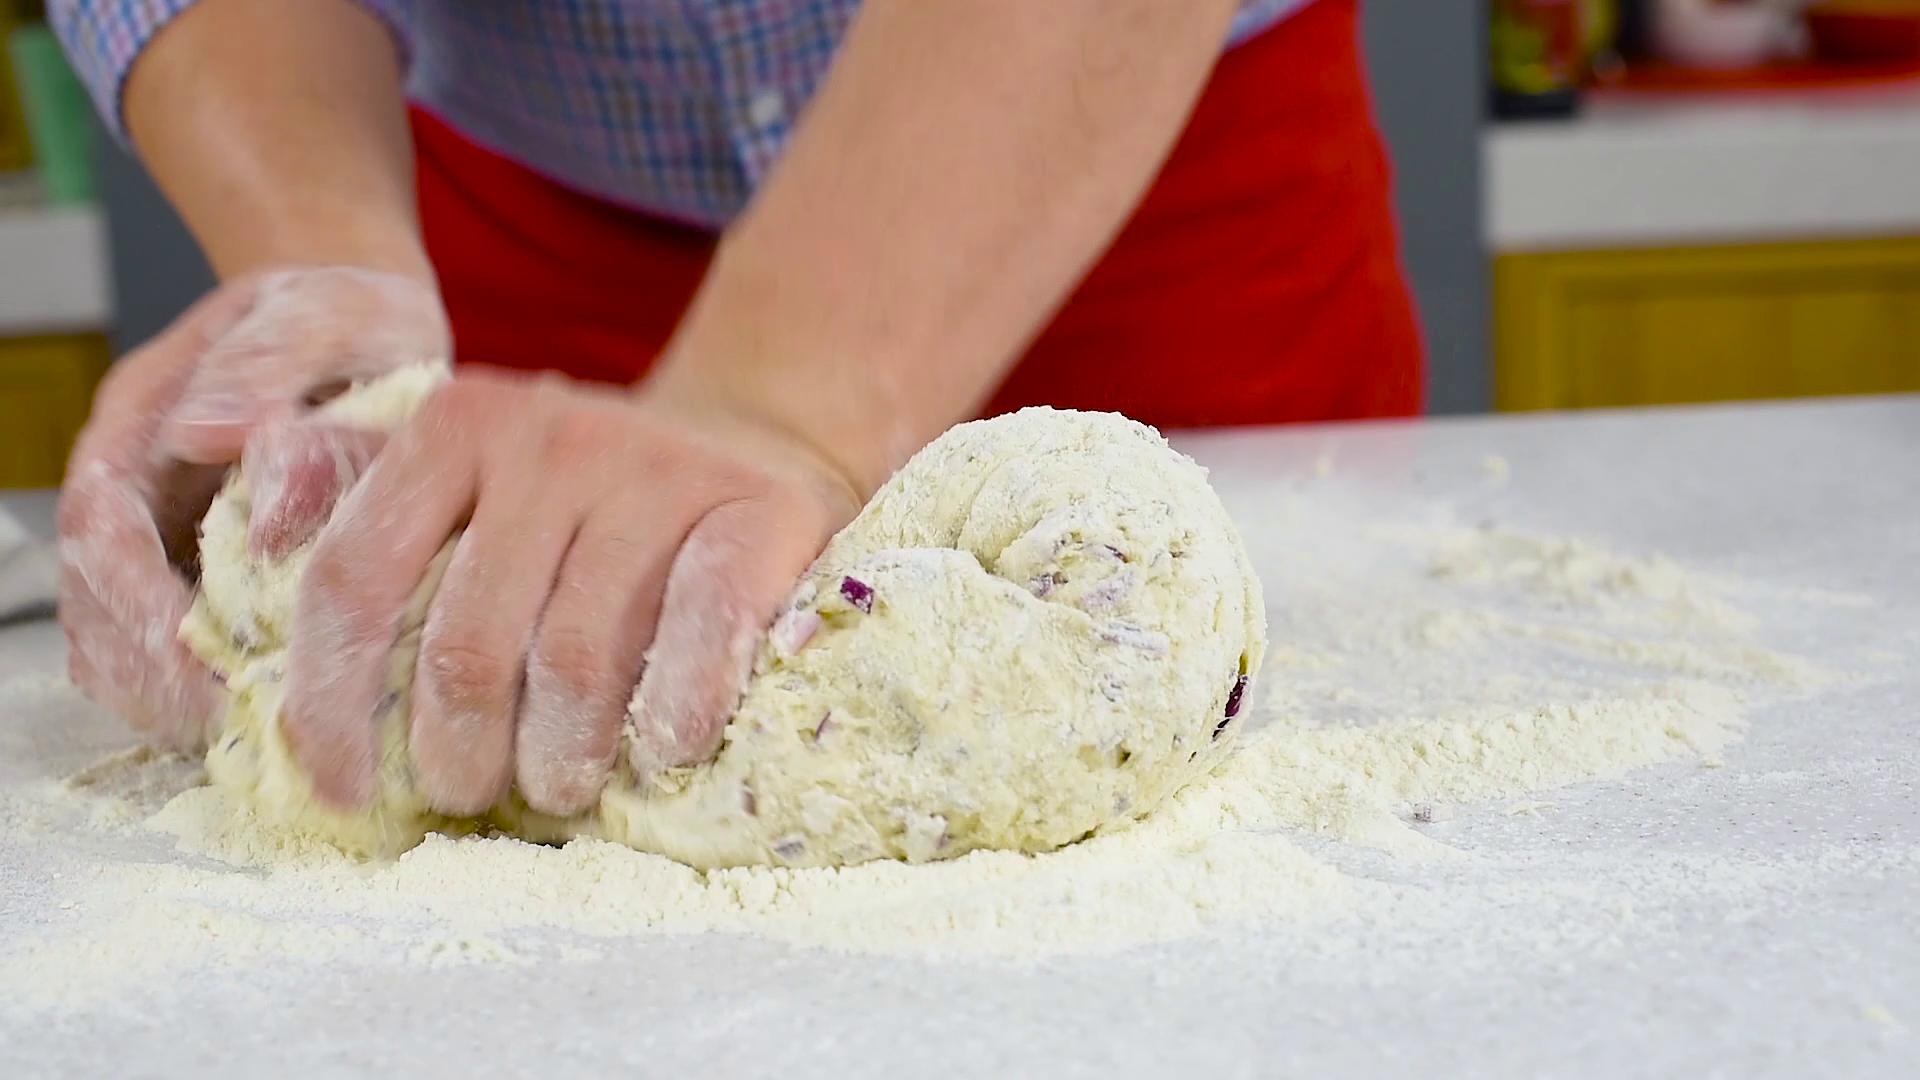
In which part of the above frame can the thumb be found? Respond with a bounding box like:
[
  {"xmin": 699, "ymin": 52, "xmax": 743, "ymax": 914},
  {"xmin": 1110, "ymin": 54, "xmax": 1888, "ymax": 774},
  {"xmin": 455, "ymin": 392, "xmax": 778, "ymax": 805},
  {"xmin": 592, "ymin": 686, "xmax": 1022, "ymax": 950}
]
[
  {"xmin": 242, "ymin": 419, "xmax": 389, "ymax": 560},
  {"xmin": 153, "ymin": 276, "xmax": 304, "ymax": 465},
  {"xmin": 163, "ymin": 367, "xmax": 306, "ymax": 466}
]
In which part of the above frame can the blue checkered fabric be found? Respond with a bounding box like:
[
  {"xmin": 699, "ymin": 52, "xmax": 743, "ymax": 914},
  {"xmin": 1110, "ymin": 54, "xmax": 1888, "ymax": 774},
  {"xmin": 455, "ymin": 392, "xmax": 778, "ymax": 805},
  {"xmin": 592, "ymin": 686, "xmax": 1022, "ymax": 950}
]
[{"xmin": 53, "ymin": 0, "xmax": 1310, "ymax": 227}]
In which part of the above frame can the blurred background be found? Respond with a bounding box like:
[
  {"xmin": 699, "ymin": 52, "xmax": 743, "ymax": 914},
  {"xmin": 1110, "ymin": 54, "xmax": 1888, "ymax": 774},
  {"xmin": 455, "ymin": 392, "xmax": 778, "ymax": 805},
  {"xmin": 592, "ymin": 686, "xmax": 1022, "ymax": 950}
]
[{"xmin": 1, "ymin": 0, "xmax": 1918, "ymax": 487}]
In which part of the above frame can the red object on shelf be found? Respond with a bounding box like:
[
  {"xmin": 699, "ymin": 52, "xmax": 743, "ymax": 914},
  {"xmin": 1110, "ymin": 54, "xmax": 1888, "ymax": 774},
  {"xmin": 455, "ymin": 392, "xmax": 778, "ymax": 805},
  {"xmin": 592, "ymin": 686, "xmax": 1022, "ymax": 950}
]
[
  {"xmin": 1807, "ymin": 10, "xmax": 1920, "ymax": 62},
  {"xmin": 1594, "ymin": 57, "xmax": 1920, "ymax": 94}
]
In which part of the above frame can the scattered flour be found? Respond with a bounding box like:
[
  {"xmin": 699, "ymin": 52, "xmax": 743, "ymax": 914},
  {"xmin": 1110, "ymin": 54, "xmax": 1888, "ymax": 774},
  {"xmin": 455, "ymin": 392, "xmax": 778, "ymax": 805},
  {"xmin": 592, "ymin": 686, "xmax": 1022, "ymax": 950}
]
[
  {"xmin": 0, "ymin": 676, "xmax": 1742, "ymax": 1011},
  {"xmin": 0, "ymin": 486, "xmax": 1861, "ymax": 1014},
  {"xmin": 1421, "ymin": 524, "xmax": 1762, "ymax": 635},
  {"xmin": 1482, "ymin": 454, "xmax": 1511, "ymax": 486}
]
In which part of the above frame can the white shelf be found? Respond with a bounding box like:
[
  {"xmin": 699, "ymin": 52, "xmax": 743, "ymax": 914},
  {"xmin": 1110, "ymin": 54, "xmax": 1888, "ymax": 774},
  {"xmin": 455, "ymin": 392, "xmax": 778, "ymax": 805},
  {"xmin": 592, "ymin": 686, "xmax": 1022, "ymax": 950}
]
[
  {"xmin": 1484, "ymin": 83, "xmax": 1920, "ymax": 252},
  {"xmin": 0, "ymin": 203, "xmax": 112, "ymax": 334}
]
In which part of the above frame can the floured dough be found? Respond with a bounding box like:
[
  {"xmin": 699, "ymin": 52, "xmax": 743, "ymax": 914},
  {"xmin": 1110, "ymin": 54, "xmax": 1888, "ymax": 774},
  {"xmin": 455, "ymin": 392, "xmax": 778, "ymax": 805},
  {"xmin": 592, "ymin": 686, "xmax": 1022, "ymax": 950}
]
[{"xmin": 181, "ymin": 365, "xmax": 1266, "ymax": 868}]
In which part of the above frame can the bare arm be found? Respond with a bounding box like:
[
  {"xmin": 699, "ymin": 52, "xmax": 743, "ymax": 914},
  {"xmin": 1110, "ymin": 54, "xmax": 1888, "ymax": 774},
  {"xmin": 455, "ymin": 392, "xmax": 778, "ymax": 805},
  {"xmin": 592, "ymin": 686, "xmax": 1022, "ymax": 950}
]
[
  {"xmin": 123, "ymin": 0, "xmax": 431, "ymax": 284},
  {"xmin": 654, "ymin": 0, "xmax": 1243, "ymax": 494}
]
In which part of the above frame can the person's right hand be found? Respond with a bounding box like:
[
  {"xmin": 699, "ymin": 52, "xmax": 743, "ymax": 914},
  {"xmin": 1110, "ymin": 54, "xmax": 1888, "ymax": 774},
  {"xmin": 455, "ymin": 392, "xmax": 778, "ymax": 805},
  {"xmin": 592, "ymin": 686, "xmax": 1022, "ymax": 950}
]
[{"xmin": 57, "ymin": 267, "xmax": 448, "ymax": 750}]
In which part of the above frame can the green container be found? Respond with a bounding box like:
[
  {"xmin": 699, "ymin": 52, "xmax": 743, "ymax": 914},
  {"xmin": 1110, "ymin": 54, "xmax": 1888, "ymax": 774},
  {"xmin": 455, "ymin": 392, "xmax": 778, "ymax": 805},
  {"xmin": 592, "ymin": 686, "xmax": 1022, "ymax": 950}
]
[{"xmin": 9, "ymin": 24, "xmax": 95, "ymax": 204}]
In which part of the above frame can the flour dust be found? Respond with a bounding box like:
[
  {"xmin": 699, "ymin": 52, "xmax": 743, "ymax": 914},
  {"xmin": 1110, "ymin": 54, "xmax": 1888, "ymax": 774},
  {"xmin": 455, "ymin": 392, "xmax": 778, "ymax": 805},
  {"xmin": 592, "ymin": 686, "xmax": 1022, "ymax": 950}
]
[{"xmin": 0, "ymin": 475, "xmax": 1870, "ymax": 1014}]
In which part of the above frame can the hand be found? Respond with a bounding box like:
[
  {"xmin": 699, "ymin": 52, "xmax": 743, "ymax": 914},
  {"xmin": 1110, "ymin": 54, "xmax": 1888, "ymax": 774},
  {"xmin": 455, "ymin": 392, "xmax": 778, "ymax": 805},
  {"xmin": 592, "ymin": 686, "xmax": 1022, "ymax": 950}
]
[
  {"xmin": 274, "ymin": 370, "xmax": 866, "ymax": 815},
  {"xmin": 57, "ymin": 267, "xmax": 447, "ymax": 749}
]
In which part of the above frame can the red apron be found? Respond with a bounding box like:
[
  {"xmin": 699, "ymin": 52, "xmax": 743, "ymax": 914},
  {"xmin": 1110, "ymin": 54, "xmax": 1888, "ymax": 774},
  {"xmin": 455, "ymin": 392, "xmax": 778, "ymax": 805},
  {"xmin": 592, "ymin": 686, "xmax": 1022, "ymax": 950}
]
[{"xmin": 414, "ymin": 0, "xmax": 1423, "ymax": 428}]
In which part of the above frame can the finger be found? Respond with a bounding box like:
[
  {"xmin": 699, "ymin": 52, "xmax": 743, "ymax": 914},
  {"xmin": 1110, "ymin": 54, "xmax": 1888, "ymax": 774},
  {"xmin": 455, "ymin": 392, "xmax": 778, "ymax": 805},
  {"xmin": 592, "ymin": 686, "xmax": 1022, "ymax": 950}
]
[
  {"xmin": 626, "ymin": 494, "xmax": 832, "ymax": 780},
  {"xmin": 56, "ymin": 472, "xmax": 222, "ymax": 748},
  {"xmin": 69, "ymin": 280, "xmax": 265, "ymax": 478},
  {"xmin": 65, "ymin": 638, "xmax": 98, "ymax": 701},
  {"xmin": 54, "ymin": 280, "xmax": 268, "ymax": 746},
  {"xmin": 164, "ymin": 346, "xmax": 317, "ymax": 464},
  {"xmin": 517, "ymin": 493, "xmax": 695, "ymax": 815},
  {"xmin": 243, "ymin": 421, "xmax": 390, "ymax": 560},
  {"xmin": 65, "ymin": 282, "xmax": 268, "ymax": 571},
  {"xmin": 61, "ymin": 581, "xmax": 197, "ymax": 743},
  {"xmin": 281, "ymin": 383, "xmax": 485, "ymax": 808},
  {"xmin": 163, "ymin": 271, "xmax": 445, "ymax": 464},
  {"xmin": 410, "ymin": 470, "xmax": 577, "ymax": 816}
]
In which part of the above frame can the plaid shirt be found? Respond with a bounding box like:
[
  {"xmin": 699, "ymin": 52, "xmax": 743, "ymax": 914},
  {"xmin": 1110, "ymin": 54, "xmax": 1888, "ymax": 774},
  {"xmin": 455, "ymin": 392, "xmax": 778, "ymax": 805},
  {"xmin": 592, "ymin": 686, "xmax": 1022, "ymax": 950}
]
[{"xmin": 55, "ymin": 0, "xmax": 1309, "ymax": 228}]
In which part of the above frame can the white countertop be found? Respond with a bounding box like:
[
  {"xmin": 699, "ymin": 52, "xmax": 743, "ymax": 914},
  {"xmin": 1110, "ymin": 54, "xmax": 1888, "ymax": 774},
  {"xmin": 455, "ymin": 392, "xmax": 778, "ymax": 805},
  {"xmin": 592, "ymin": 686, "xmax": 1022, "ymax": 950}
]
[
  {"xmin": 1485, "ymin": 83, "xmax": 1920, "ymax": 251},
  {"xmin": 2, "ymin": 396, "xmax": 1917, "ymax": 1077}
]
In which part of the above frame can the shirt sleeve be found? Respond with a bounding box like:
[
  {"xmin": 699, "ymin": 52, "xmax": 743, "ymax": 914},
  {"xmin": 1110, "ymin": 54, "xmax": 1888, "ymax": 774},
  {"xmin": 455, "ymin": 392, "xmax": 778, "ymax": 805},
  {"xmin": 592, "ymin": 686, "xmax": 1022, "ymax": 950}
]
[
  {"xmin": 46, "ymin": 0, "xmax": 199, "ymax": 140},
  {"xmin": 48, "ymin": 0, "xmax": 413, "ymax": 142}
]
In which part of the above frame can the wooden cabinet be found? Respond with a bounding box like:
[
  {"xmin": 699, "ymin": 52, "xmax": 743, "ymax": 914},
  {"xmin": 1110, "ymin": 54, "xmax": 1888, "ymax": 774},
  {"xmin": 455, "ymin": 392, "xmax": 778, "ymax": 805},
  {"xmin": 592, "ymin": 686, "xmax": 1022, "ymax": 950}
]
[
  {"xmin": 1495, "ymin": 236, "xmax": 1920, "ymax": 410},
  {"xmin": 0, "ymin": 3, "xmax": 33, "ymax": 171},
  {"xmin": 0, "ymin": 332, "xmax": 107, "ymax": 487}
]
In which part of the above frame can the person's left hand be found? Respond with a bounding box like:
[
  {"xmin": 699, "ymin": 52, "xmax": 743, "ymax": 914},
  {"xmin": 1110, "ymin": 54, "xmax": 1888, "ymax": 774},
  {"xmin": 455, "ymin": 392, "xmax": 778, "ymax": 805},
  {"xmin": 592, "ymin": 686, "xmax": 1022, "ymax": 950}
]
[{"xmin": 267, "ymin": 369, "xmax": 866, "ymax": 815}]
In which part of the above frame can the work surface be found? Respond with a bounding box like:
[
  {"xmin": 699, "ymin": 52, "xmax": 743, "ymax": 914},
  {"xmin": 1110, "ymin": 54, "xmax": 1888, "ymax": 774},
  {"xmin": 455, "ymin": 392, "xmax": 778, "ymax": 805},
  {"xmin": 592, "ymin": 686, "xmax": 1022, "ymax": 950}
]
[{"xmin": 3, "ymin": 397, "xmax": 1916, "ymax": 1078}]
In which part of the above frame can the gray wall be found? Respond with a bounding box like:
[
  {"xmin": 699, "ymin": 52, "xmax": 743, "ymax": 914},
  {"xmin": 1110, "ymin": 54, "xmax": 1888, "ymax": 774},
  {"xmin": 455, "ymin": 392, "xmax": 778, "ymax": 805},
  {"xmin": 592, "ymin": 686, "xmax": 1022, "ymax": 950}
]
[
  {"xmin": 1360, "ymin": 0, "xmax": 1490, "ymax": 414},
  {"xmin": 99, "ymin": 1, "xmax": 1491, "ymax": 412},
  {"xmin": 94, "ymin": 126, "xmax": 214, "ymax": 355}
]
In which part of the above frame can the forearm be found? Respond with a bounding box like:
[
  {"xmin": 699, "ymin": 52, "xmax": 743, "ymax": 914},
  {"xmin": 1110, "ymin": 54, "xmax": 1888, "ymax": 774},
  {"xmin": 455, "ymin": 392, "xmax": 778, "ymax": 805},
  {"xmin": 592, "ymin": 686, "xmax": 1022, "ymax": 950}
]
[
  {"xmin": 654, "ymin": 0, "xmax": 1239, "ymax": 494},
  {"xmin": 124, "ymin": 0, "xmax": 429, "ymax": 284}
]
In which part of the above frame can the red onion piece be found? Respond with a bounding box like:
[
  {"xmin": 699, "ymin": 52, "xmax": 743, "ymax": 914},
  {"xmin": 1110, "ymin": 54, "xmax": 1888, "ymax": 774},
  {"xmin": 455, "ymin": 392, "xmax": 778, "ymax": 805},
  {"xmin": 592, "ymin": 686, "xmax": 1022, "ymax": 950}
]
[
  {"xmin": 1215, "ymin": 674, "xmax": 1251, "ymax": 739},
  {"xmin": 839, "ymin": 575, "xmax": 875, "ymax": 613},
  {"xmin": 1225, "ymin": 674, "xmax": 1249, "ymax": 719}
]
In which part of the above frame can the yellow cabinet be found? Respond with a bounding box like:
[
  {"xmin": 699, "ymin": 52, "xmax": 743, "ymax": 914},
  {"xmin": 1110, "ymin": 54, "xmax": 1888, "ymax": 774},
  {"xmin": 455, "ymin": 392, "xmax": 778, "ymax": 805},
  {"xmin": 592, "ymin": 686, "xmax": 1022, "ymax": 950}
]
[
  {"xmin": 0, "ymin": 3, "xmax": 34, "ymax": 169},
  {"xmin": 1, "ymin": 333, "xmax": 108, "ymax": 487},
  {"xmin": 1495, "ymin": 237, "xmax": 1920, "ymax": 411}
]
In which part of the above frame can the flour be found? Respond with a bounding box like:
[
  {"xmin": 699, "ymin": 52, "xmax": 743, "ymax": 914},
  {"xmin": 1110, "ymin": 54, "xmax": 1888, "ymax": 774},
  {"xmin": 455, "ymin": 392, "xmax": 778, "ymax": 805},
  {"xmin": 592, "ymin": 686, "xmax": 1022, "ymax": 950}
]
[
  {"xmin": 0, "ymin": 481, "xmax": 1855, "ymax": 1014},
  {"xmin": 1423, "ymin": 524, "xmax": 1763, "ymax": 634},
  {"xmin": 0, "ymin": 675, "xmax": 1740, "ymax": 1000}
]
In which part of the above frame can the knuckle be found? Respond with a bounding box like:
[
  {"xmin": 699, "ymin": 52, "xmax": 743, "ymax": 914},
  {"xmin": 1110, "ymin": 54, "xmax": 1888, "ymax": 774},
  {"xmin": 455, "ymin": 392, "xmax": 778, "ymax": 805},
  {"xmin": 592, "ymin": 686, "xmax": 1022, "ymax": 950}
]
[
  {"xmin": 422, "ymin": 378, "xmax": 497, "ymax": 431},
  {"xmin": 299, "ymin": 547, "xmax": 366, "ymax": 608},
  {"xmin": 527, "ymin": 623, "xmax": 613, "ymax": 701},
  {"xmin": 420, "ymin": 630, "xmax": 520, "ymax": 716},
  {"xmin": 297, "ymin": 550, "xmax": 392, "ymax": 645},
  {"xmin": 537, "ymin": 409, "xmax": 608, "ymax": 464},
  {"xmin": 586, "ymin": 526, "xmax": 651, "ymax": 568},
  {"xmin": 299, "ymin": 545, "xmax": 350, "ymax": 595}
]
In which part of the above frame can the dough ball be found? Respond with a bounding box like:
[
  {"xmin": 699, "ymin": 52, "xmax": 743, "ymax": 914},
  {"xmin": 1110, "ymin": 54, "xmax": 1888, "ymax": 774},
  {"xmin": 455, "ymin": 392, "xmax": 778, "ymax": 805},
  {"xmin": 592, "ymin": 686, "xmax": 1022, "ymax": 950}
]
[{"xmin": 182, "ymin": 366, "xmax": 1267, "ymax": 868}]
